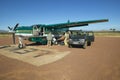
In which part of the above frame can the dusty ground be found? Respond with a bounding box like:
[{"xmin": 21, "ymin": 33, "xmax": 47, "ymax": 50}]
[{"xmin": 0, "ymin": 37, "xmax": 120, "ymax": 80}]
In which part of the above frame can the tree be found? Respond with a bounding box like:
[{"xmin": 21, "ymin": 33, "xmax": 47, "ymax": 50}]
[{"xmin": 110, "ymin": 28, "xmax": 116, "ymax": 32}]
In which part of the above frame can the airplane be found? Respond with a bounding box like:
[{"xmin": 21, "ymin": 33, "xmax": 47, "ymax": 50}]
[{"xmin": 8, "ymin": 19, "xmax": 108, "ymax": 48}]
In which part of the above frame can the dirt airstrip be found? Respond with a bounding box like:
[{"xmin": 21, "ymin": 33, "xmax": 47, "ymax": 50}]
[{"xmin": 0, "ymin": 37, "xmax": 120, "ymax": 80}]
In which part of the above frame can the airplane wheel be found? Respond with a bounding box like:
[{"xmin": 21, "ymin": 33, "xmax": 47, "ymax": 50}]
[{"xmin": 18, "ymin": 44, "xmax": 23, "ymax": 49}]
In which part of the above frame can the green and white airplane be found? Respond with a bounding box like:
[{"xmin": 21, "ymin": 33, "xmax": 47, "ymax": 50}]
[{"xmin": 8, "ymin": 19, "xmax": 108, "ymax": 48}]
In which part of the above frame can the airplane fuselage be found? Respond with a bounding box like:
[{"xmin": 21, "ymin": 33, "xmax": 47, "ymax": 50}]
[{"xmin": 15, "ymin": 25, "xmax": 68, "ymax": 44}]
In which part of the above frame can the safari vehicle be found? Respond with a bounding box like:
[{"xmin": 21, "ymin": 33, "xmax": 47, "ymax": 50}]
[{"xmin": 68, "ymin": 31, "xmax": 94, "ymax": 49}]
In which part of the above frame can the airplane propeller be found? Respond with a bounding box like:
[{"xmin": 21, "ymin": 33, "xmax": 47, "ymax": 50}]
[
  {"xmin": 8, "ymin": 23, "xmax": 19, "ymax": 31},
  {"xmin": 8, "ymin": 23, "xmax": 19, "ymax": 44}
]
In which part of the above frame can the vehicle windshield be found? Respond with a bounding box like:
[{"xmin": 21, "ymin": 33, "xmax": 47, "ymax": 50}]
[{"xmin": 71, "ymin": 31, "xmax": 86, "ymax": 35}]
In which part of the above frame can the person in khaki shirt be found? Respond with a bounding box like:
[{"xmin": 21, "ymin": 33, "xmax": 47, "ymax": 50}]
[
  {"xmin": 64, "ymin": 31, "xmax": 70, "ymax": 46},
  {"xmin": 47, "ymin": 32, "xmax": 52, "ymax": 46}
]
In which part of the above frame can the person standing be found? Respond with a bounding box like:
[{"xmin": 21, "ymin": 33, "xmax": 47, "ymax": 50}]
[
  {"xmin": 64, "ymin": 31, "xmax": 70, "ymax": 46},
  {"xmin": 47, "ymin": 32, "xmax": 52, "ymax": 46}
]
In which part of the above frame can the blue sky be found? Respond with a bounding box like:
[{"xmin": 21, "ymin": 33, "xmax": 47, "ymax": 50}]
[{"xmin": 0, "ymin": 0, "xmax": 120, "ymax": 31}]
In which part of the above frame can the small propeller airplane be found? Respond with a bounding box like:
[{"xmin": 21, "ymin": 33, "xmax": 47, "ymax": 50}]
[{"xmin": 8, "ymin": 19, "xmax": 108, "ymax": 48}]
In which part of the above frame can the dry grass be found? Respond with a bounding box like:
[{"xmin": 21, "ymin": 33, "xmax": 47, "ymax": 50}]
[
  {"xmin": 94, "ymin": 31, "xmax": 120, "ymax": 37},
  {"xmin": 0, "ymin": 33, "xmax": 12, "ymax": 38}
]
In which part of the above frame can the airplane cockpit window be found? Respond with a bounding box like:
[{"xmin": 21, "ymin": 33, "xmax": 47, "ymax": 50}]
[{"xmin": 33, "ymin": 25, "xmax": 39, "ymax": 30}]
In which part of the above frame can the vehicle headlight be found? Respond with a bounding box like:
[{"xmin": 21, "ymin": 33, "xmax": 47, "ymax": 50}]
[
  {"xmin": 79, "ymin": 39, "xmax": 85, "ymax": 42},
  {"xmin": 69, "ymin": 39, "xmax": 72, "ymax": 41}
]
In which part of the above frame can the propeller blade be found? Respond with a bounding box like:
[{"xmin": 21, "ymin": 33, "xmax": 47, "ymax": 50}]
[
  {"xmin": 13, "ymin": 23, "xmax": 19, "ymax": 31},
  {"xmin": 8, "ymin": 26, "xmax": 12, "ymax": 30}
]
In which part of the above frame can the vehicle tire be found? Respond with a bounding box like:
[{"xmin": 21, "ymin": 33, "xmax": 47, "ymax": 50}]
[
  {"xmin": 68, "ymin": 44, "xmax": 72, "ymax": 48},
  {"xmin": 87, "ymin": 41, "xmax": 91, "ymax": 46},
  {"xmin": 83, "ymin": 41, "xmax": 87, "ymax": 49}
]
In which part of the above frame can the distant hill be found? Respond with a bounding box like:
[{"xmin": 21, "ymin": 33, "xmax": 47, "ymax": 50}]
[{"xmin": 0, "ymin": 30, "xmax": 8, "ymax": 33}]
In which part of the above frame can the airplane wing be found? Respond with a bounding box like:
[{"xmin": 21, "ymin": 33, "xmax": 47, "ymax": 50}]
[{"xmin": 45, "ymin": 19, "xmax": 108, "ymax": 28}]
